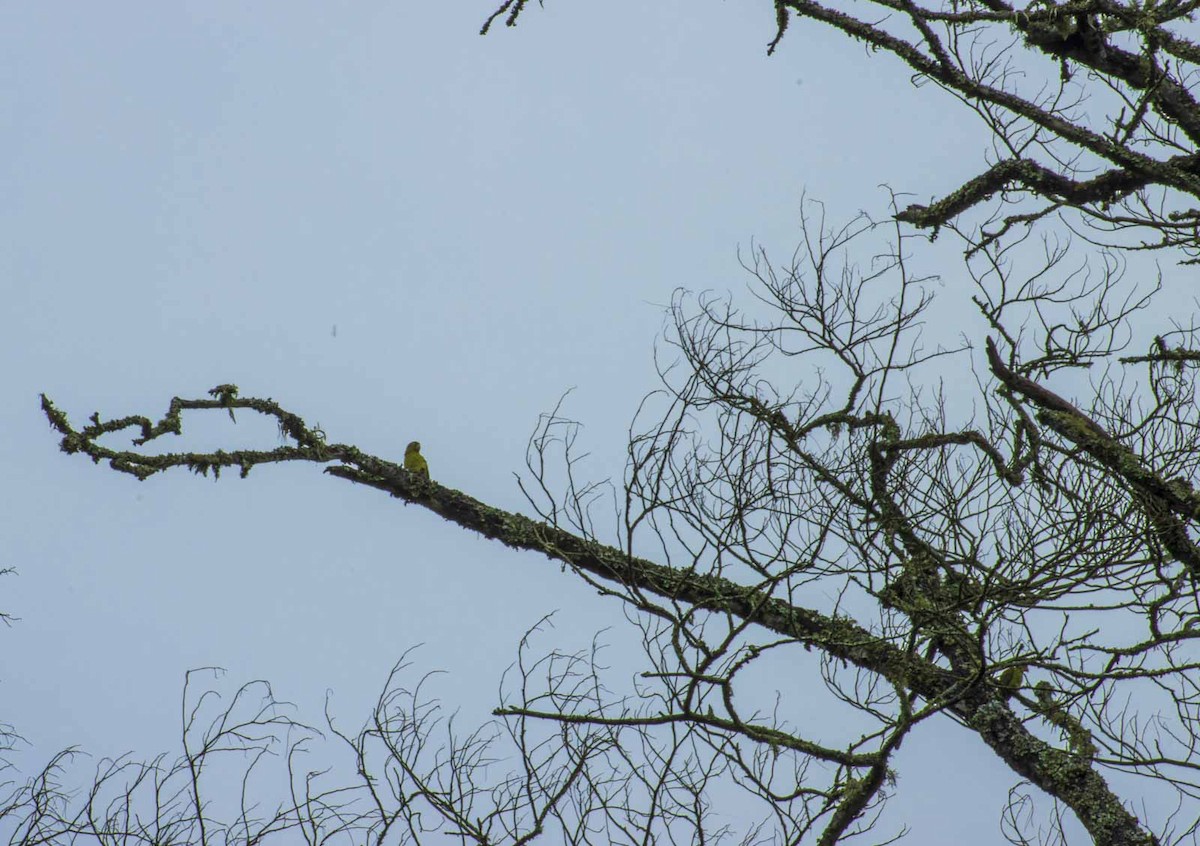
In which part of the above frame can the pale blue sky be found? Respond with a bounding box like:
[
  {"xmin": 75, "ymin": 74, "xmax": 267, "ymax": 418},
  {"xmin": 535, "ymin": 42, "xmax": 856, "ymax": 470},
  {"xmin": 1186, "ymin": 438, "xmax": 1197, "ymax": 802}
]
[{"xmin": 1, "ymin": 1, "xmax": 1120, "ymax": 842}]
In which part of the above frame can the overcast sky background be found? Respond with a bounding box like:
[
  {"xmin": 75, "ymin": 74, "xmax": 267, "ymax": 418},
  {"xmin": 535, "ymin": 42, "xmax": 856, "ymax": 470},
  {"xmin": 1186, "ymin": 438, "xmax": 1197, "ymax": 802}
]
[{"xmin": 1, "ymin": 2, "xmax": 1179, "ymax": 842}]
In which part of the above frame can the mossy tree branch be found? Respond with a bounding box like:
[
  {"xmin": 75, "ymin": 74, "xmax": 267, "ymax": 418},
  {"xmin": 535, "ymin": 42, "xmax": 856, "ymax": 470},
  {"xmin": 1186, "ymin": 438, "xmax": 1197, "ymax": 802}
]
[{"xmin": 41, "ymin": 386, "xmax": 1158, "ymax": 846}]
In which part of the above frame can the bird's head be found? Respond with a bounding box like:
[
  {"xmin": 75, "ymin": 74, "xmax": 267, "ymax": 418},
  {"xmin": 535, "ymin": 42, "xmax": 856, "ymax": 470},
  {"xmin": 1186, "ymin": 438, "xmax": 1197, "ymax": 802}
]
[{"xmin": 405, "ymin": 441, "xmax": 421, "ymax": 455}]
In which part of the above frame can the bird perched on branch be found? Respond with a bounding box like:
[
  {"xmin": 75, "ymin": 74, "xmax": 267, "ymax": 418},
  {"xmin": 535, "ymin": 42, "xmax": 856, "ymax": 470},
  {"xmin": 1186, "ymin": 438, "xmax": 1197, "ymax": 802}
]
[
  {"xmin": 996, "ymin": 664, "xmax": 1026, "ymax": 696},
  {"xmin": 404, "ymin": 441, "xmax": 430, "ymax": 479}
]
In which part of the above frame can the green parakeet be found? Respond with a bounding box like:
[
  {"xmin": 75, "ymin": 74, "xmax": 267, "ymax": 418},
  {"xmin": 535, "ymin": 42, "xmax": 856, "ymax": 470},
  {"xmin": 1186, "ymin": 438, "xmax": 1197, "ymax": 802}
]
[
  {"xmin": 404, "ymin": 441, "xmax": 430, "ymax": 479},
  {"xmin": 997, "ymin": 664, "xmax": 1025, "ymax": 694}
]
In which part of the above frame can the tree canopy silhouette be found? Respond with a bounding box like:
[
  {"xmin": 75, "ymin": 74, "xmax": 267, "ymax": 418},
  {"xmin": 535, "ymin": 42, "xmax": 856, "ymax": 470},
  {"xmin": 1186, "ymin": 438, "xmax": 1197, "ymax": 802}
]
[
  {"xmin": 488, "ymin": 0, "xmax": 1200, "ymax": 260},
  {"xmin": 14, "ymin": 2, "xmax": 1200, "ymax": 845}
]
